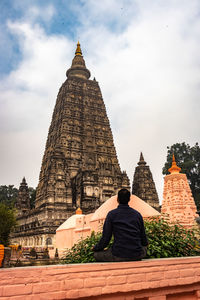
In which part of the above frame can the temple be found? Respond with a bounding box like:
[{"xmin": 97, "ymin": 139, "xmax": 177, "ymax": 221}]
[
  {"xmin": 11, "ymin": 44, "xmax": 199, "ymax": 252},
  {"xmin": 15, "ymin": 177, "xmax": 30, "ymax": 214},
  {"xmin": 56, "ymin": 154, "xmax": 198, "ymax": 254},
  {"xmin": 12, "ymin": 42, "xmax": 130, "ymax": 248},
  {"xmin": 56, "ymin": 194, "xmax": 160, "ymax": 255},
  {"xmin": 161, "ymin": 155, "xmax": 197, "ymax": 228},
  {"xmin": 132, "ymin": 153, "xmax": 160, "ymax": 210}
]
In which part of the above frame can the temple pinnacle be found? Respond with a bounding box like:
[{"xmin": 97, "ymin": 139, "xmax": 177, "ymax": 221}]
[
  {"xmin": 66, "ymin": 42, "xmax": 90, "ymax": 79},
  {"xmin": 76, "ymin": 207, "xmax": 83, "ymax": 215},
  {"xmin": 138, "ymin": 152, "xmax": 146, "ymax": 166},
  {"xmin": 75, "ymin": 41, "xmax": 82, "ymax": 56},
  {"xmin": 168, "ymin": 154, "xmax": 181, "ymax": 174}
]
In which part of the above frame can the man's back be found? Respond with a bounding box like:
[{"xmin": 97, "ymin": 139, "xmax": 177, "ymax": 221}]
[
  {"xmin": 107, "ymin": 204, "xmax": 148, "ymax": 258},
  {"xmin": 93, "ymin": 189, "xmax": 148, "ymax": 261}
]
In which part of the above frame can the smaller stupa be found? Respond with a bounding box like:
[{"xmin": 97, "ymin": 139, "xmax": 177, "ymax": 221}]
[
  {"xmin": 15, "ymin": 177, "xmax": 30, "ymax": 214},
  {"xmin": 161, "ymin": 155, "xmax": 197, "ymax": 228},
  {"xmin": 132, "ymin": 152, "xmax": 160, "ymax": 210}
]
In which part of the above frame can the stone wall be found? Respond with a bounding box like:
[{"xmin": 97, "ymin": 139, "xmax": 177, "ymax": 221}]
[{"xmin": 1, "ymin": 257, "xmax": 200, "ymax": 299}]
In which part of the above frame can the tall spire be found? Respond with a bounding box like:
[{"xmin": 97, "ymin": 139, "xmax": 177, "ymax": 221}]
[
  {"xmin": 132, "ymin": 152, "xmax": 159, "ymax": 210},
  {"xmin": 168, "ymin": 154, "xmax": 181, "ymax": 174},
  {"xmin": 75, "ymin": 41, "xmax": 82, "ymax": 56},
  {"xmin": 66, "ymin": 42, "xmax": 90, "ymax": 80},
  {"xmin": 138, "ymin": 152, "xmax": 146, "ymax": 166},
  {"xmin": 16, "ymin": 177, "xmax": 30, "ymax": 213}
]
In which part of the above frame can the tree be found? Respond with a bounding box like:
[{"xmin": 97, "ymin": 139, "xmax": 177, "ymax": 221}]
[
  {"xmin": 163, "ymin": 142, "xmax": 200, "ymax": 209},
  {"xmin": 0, "ymin": 185, "xmax": 36, "ymax": 209},
  {"xmin": 29, "ymin": 187, "xmax": 36, "ymax": 209},
  {"xmin": 0, "ymin": 203, "xmax": 17, "ymax": 246},
  {"xmin": 0, "ymin": 185, "xmax": 18, "ymax": 207}
]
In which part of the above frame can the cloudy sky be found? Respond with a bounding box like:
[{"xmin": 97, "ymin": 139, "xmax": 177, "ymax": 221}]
[{"xmin": 0, "ymin": 0, "xmax": 200, "ymax": 202}]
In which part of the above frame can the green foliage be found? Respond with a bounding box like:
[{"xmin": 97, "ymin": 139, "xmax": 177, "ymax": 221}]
[
  {"xmin": 145, "ymin": 218, "xmax": 200, "ymax": 258},
  {"xmin": 62, "ymin": 231, "xmax": 102, "ymax": 264},
  {"xmin": 30, "ymin": 247, "xmax": 38, "ymax": 259},
  {"xmin": 163, "ymin": 142, "xmax": 200, "ymax": 209},
  {"xmin": 0, "ymin": 185, "xmax": 18, "ymax": 207},
  {"xmin": 62, "ymin": 218, "xmax": 200, "ymax": 264},
  {"xmin": 0, "ymin": 185, "xmax": 36, "ymax": 209},
  {"xmin": 0, "ymin": 203, "xmax": 17, "ymax": 246},
  {"xmin": 29, "ymin": 187, "xmax": 36, "ymax": 209}
]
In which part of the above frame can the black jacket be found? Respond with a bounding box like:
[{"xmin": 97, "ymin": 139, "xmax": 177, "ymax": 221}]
[{"xmin": 93, "ymin": 204, "xmax": 148, "ymax": 258}]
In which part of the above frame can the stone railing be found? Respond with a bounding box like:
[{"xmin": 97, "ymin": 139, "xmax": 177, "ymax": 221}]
[{"xmin": 1, "ymin": 257, "xmax": 200, "ymax": 299}]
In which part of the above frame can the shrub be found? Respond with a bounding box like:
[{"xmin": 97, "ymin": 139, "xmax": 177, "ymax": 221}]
[
  {"xmin": 0, "ymin": 203, "xmax": 16, "ymax": 246},
  {"xmin": 62, "ymin": 218, "xmax": 200, "ymax": 264},
  {"xmin": 145, "ymin": 217, "xmax": 200, "ymax": 258},
  {"xmin": 62, "ymin": 231, "xmax": 102, "ymax": 264},
  {"xmin": 30, "ymin": 247, "xmax": 38, "ymax": 259}
]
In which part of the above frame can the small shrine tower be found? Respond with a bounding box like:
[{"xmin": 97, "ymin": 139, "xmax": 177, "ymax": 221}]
[
  {"xmin": 16, "ymin": 177, "xmax": 30, "ymax": 214},
  {"xmin": 132, "ymin": 153, "xmax": 160, "ymax": 211},
  {"xmin": 161, "ymin": 155, "xmax": 197, "ymax": 228}
]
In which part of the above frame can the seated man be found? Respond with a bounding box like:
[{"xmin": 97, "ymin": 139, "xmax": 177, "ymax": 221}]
[{"xmin": 93, "ymin": 188, "xmax": 148, "ymax": 262}]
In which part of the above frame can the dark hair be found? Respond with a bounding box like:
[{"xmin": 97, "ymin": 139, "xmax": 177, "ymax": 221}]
[{"xmin": 118, "ymin": 189, "xmax": 130, "ymax": 204}]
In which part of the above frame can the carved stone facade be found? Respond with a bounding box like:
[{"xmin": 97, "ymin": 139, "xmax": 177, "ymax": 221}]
[
  {"xmin": 161, "ymin": 155, "xmax": 197, "ymax": 228},
  {"xmin": 132, "ymin": 153, "xmax": 160, "ymax": 210},
  {"xmin": 12, "ymin": 43, "xmax": 130, "ymax": 248},
  {"xmin": 15, "ymin": 177, "xmax": 30, "ymax": 214}
]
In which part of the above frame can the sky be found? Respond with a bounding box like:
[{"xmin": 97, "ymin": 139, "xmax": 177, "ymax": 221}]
[{"xmin": 0, "ymin": 0, "xmax": 200, "ymax": 202}]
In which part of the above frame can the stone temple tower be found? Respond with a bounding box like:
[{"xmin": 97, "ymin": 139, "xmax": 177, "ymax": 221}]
[
  {"xmin": 35, "ymin": 42, "xmax": 129, "ymax": 216},
  {"xmin": 161, "ymin": 155, "xmax": 197, "ymax": 228},
  {"xmin": 132, "ymin": 152, "xmax": 159, "ymax": 210},
  {"xmin": 12, "ymin": 42, "xmax": 129, "ymax": 247},
  {"xmin": 15, "ymin": 177, "xmax": 30, "ymax": 214}
]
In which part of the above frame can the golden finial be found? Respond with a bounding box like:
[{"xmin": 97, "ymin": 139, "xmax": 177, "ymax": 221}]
[
  {"xmin": 75, "ymin": 41, "xmax": 82, "ymax": 56},
  {"xmin": 168, "ymin": 154, "xmax": 181, "ymax": 174},
  {"xmin": 76, "ymin": 207, "xmax": 83, "ymax": 215}
]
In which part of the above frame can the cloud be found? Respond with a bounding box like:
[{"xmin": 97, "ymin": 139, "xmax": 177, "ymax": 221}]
[
  {"xmin": 0, "ymin": 20, "xmax": 73, "ymax": 186},
  {"xmin": 26, "ymin": 4, "xmax": 55, "ymax": 23},
  {"xmin": 0, "ymin": 1, "xmax": 200, "ymax": 203},
  {"xmin": 79, "ymin": 0, "xmax": 200, "ymax": 198}
]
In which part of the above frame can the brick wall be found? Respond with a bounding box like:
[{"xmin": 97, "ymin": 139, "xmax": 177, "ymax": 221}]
[{"xmin": 1, "ymin": 257, "xmax": 200, "ymax": 299}]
